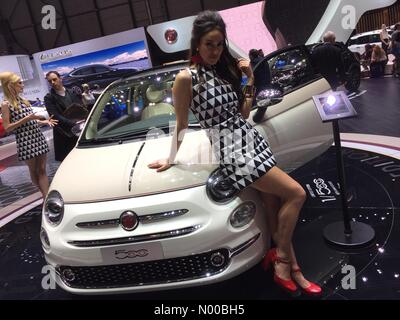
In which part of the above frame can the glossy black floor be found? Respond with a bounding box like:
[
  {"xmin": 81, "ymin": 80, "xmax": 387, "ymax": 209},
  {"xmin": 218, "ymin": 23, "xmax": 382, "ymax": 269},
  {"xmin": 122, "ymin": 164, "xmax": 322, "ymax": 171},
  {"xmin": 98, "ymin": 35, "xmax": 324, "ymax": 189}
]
[
  {"xmin": 0, "ymin": 142, "xmax": 59, "ymax": 208},
  {"xmin": 0, "ymin": 146, "xmax": 399, "ymax": 300},
  {"xmin": 339, "ymin": 76, "xmax": 400, "ymax": 137}
]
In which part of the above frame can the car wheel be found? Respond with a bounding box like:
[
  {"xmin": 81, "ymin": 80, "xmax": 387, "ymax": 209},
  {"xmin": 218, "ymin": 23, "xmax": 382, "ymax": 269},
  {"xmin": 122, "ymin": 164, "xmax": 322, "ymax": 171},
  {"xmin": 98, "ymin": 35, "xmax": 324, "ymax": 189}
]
[
  {"xmin": 345, "ymin": 66, "xmax": 360, "ymax": 92},
  {"xmin": 71, "ymin": 85, "xmax": 82, "ymax": 95}
]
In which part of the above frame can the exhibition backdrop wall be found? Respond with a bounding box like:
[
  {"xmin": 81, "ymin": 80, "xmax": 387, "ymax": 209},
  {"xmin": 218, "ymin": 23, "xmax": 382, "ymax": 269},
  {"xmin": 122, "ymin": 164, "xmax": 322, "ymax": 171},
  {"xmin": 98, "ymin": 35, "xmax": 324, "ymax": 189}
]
[
  {"xmin": 2, "ymin": 0, "xmax": 398, "ymax": 103},
  {"xmin": 33, "ymin": 27, "xmax": 151, "ymax": 97},
  {"xmin": 40, "ymin": 41, "xmax": 149, "ymax": 77},
  {"xmin": 0, "ymin": 55, "xmax": 43, "ymax": 102},
  {"xmin": 147, "ymin": 1, "xmax": 277, "ymax": 61}
]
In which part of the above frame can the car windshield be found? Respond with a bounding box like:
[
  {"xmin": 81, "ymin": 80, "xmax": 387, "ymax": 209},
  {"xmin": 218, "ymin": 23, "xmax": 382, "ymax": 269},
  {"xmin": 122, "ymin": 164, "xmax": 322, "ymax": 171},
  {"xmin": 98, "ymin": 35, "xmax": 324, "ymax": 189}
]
[{"xmin": 80, "ymin": 64, "xmax": 199, "ymax": 144}]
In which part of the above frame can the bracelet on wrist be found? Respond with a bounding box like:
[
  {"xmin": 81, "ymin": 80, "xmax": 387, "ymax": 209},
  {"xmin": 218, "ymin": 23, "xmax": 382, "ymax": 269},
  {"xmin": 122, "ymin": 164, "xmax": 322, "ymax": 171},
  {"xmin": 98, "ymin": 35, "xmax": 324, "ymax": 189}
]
[{"xmin": 242, "ymin": 84, "xmax": 256, "ymax": 98}]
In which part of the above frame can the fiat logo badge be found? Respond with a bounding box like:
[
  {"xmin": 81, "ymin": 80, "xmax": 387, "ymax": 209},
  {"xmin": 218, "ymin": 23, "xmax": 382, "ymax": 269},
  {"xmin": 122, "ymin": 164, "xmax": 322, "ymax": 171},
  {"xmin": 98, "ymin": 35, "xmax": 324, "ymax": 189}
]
[
  {"xmin": 120, "ymin": 211, "xmax": 139, "ymax": 231},
  {"xmin": 165, "ymin": 28, "xmax": 178, "ymax": 44}
]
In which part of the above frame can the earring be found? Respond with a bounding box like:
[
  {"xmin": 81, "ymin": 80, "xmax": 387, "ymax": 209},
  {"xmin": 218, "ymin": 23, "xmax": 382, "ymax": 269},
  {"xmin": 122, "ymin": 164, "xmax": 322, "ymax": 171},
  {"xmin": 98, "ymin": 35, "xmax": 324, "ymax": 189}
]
[
  {"xmin": 191, "ymin": 54, "xmax": 203, "ymax": 64},
  {"xmin": 191, "ymin": 49, "xmax": 203, "ymax": 64}
]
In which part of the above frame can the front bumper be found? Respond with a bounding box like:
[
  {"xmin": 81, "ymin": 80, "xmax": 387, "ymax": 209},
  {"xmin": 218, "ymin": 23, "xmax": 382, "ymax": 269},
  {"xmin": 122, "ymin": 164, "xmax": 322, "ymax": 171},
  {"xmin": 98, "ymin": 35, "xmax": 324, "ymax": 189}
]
[{"xmin": 42, "ymin": 185, "xmax": 269, "ymax": 294}]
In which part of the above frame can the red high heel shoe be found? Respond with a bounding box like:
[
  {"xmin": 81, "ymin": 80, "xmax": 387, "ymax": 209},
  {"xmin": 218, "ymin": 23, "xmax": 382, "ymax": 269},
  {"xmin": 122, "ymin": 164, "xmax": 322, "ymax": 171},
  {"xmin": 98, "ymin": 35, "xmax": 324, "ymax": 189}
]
[
  {"xmin": 291, "ymin": 268, "xmax": 322, "ymax": 296},
  {"xmin": 262, "ymin": 248, "xmax": 298, "ymax": 293}
]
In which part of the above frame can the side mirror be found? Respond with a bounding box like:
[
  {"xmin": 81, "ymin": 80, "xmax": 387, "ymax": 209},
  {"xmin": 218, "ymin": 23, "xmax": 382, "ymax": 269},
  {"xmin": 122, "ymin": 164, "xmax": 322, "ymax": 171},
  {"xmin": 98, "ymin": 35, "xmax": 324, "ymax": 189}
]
[{"xmin": 256, "ymin": 88, "xmax": 284, "ymax": 108}]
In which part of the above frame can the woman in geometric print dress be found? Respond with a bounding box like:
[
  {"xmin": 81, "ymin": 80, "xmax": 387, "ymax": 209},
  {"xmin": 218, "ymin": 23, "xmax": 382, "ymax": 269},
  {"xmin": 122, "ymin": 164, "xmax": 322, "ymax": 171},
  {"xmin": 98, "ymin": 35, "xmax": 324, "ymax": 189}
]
[
  {"xmin": 149, "ymin": 11, "xmax": 321, "ymax": 296},
  {"xmin": 0, "ymin": 71, "xmax": 58, "ymax": 198}
]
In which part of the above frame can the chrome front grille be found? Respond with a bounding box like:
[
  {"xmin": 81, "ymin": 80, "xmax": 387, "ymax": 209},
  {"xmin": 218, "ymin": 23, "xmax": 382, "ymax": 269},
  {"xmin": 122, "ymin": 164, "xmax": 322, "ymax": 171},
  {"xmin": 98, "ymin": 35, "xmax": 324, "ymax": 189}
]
[
  {"xmin": 57, "ymin": 249, "xmax": 230, "ymax": 289},
  {"xmin": 76, "ymin": 209, "xmax": 189, "ymax": 229},
  {"xmin": 68, "ymin": 225, "xmax": 201, "ymax": 247}
]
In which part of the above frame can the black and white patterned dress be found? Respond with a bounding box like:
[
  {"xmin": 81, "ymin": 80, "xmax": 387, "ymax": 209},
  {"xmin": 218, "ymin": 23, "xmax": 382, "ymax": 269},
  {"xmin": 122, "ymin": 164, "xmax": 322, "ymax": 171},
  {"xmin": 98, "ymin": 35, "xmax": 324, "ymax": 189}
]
[
  {"xmin": 7, "ymin": 100, "xmax": 49, "ymax": 161},
  {"xmin": 188, "ymin": 65, "xmax": 276, "ymax": 191}
]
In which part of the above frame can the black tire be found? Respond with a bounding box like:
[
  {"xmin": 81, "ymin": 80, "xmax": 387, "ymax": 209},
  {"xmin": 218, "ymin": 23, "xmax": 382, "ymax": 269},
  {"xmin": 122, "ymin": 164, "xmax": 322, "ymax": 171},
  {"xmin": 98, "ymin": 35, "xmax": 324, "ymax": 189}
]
[{"xmin": 344, "ymin": 66, "xmax": 361, "ymax": 92}]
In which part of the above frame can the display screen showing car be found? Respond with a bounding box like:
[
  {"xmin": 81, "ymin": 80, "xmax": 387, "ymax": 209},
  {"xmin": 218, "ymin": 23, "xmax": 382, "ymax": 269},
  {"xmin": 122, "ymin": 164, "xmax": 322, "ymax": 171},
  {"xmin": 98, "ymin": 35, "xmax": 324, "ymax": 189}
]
[{"xmin": 62, "ymin": 64, "xmax": 139, "ymax": 94}]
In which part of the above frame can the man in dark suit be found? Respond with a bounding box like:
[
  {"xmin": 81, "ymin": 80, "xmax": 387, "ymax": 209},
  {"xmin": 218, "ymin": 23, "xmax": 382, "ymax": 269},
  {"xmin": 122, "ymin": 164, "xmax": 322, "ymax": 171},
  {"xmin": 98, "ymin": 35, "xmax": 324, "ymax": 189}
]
[
  {"xmin": 44, "ymin": 71, "xmax": 82, "ymax": 161},
  {"xmin": 311, "ymin": 31, "xmax": 345, "ymax": 91},
  {"xmin": 249, "ymin": 49, "xmax": 272, "ymax": 123},
  {"xmin": 249, "ymin": 49, "xmax": 271, "ymax": 94}
]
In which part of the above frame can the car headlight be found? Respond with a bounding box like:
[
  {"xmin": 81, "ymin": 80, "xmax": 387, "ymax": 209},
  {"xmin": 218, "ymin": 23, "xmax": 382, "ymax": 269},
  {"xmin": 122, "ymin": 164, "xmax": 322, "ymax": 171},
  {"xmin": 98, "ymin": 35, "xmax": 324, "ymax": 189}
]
[
  {"xmin": 206, "ymin": 169, "xmax": 238, "ymax": 203},
  {"xmin": 230, "ymin": 202, "xmax": 256, "ymax": 228},
  {"xmin": 44, "ymin": 190, "xmax": 64, "ymax": 226},
  {"xmin": 40, "ymin": 227, "xmax": 50, "ymax": 249}
]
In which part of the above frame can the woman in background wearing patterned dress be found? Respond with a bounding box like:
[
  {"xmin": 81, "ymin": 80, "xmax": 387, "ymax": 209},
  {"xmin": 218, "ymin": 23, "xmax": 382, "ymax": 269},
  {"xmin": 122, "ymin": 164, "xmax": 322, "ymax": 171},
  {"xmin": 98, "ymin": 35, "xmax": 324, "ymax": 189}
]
[
  {"xmin": 148, "ymin": 11, "xmax": 321, "ymax": 296},
  {"xmin": 0, "ymin": 72, "xmax": 58, "ymax": 198}
]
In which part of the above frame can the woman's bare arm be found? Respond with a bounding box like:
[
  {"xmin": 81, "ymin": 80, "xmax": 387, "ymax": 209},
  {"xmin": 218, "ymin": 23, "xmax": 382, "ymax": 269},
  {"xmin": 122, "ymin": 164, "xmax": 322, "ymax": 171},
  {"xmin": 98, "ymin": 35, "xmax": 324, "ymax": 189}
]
[
  {"xmin": 238, "ymin": 59, "xmax": 255, "ymax": 119},
  {"xmin": 1, "ymin": 102, "xmax": 42, "ymax": 133},
  {"xmin": 169, "ymin": 70, "xmax": 192, "ymax": 161},
  {"xmin": 148, "ymin": 69, "xmax": 192, "ymax": 172}
]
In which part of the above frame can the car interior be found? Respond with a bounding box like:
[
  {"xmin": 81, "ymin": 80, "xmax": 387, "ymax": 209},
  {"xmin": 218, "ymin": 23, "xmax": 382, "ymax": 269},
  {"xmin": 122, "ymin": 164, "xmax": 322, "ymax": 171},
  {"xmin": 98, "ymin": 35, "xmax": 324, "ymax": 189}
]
[
  {"xmin": 83, "ymin": 69, "xmax": 200, "ymax": 140},
  {"xmin": 140, "ymin": 82, "xmax": 175, "ymax": 120}
]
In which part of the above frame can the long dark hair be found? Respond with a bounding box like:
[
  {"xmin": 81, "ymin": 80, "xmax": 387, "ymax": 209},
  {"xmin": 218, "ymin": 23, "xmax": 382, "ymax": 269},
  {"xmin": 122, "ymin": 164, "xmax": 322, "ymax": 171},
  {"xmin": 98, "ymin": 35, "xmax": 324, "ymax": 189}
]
[{"xmin": 190, "ymin": 11, "xmax": 243, "ymax": 104}]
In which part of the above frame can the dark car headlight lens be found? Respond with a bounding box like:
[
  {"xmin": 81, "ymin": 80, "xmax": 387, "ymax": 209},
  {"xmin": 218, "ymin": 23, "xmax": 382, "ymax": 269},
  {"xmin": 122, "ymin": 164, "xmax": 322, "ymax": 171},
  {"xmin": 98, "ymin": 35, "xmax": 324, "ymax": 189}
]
[
  {"xmin": 206, "ymin": 169, "xmax": 238, "ymax": 203},
  {"xmin": 40, "ymin": 227, "xmax": 50, "ymax": 249},
  {"xmin": 44, "ymin": 190, "xmax": 64, "ymax": 226}
]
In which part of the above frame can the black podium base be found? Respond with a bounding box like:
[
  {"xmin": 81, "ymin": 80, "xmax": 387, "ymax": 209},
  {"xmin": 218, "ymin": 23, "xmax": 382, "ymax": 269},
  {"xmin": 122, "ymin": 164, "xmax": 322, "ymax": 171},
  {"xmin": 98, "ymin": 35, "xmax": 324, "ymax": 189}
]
[{"xmin": 323, "ymin": 221, "xmax": 376, "ymax": 248}]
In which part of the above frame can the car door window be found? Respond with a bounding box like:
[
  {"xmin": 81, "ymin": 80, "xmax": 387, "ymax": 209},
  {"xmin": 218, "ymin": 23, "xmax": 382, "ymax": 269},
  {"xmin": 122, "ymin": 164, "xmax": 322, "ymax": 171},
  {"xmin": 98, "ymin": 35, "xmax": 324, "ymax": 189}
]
[
  {"xmin": 370, "ymin": 34, "xmax": 381, "ymax": 43},
  {"xmin": 359, "ymin": 35, "xmax": 370, "ymax": 45},
  {"xmin": 71, "ymin": 69, "xmax": 82, "ymax": 76},
  {"xmin": 93, "ymin": 65, "xmax": 109, "ymax": 73},
  {"xmin": 262, "ymin": 47, "xmax": 318, "ymax": 95},
  {"xmin": 348, "ymin": 38, "xmax": 357, "ymax": 46},
  {"xmin": 73, "ymin": 67, "xmax": 95, "ymax": 76}
]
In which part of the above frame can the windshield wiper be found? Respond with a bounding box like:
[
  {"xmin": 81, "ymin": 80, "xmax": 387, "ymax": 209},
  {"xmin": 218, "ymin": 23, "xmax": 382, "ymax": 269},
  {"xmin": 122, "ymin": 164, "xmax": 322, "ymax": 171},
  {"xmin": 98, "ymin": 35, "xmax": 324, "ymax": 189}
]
[
  {"xmin": 79, "ymin": 123, "xmax": 201, "ymax": 144},
  {"xmin": 78, "ymin": 137, "xmax": 123, "ymax": 145},
  {"xmin": 107, "ymin": 123, "xmax": 201, "ymax": 140}
]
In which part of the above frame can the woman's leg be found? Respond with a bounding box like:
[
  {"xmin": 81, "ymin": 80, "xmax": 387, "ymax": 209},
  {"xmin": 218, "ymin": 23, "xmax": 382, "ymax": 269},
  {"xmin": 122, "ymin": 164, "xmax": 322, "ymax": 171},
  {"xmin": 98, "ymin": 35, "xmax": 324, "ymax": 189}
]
[
  {"xmin": 251, "ymin": 166, "xmax": 306, "ymax": 279},
  {"xmin": 259, "ymin": 192, "xmax": 280, "ymax": 244},
  {"xmin": 289, "ymin": 245, "xmax": 314, "ymax": 289},
  {"xmin": 259, "ymin": 191, "xmax": 313, "ymax": 288},
  {"xmin": 35, "ymin": 154, "xmax": 49, "ymax": 198},
  {"xmin": 25, "ymin": 158, "xmax": 39, "ymax": 186}
]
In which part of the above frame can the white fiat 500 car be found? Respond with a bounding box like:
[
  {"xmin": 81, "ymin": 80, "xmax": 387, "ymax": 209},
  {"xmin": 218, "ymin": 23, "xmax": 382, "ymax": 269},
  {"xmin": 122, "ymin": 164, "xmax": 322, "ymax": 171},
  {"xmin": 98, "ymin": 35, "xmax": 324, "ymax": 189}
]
[{"xmin": 41, "ymin": 45, "xmax": 334, "ymax": 295}]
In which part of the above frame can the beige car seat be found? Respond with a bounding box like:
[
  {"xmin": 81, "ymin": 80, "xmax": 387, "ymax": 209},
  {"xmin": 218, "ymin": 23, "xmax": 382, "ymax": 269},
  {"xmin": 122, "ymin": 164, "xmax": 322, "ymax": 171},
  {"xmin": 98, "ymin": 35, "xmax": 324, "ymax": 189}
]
[{"xmin": 141, "ymin": 84, "xmax": 175, "ymax": 120}]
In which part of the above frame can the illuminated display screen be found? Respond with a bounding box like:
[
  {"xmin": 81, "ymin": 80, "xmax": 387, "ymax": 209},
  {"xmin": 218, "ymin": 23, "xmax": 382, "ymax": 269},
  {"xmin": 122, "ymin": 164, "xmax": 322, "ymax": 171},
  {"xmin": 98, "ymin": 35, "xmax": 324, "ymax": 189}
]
[{"xmin": 312, "ymin": 91, "xmax": 357, "ymax": 122}]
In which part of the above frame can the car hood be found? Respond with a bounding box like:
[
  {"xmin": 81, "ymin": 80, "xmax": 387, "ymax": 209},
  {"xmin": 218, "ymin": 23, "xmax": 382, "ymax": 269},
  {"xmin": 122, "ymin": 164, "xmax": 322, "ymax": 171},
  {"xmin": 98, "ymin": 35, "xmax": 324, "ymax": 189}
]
[{"xmin": 50, "ymin": 130, "xmax": 218, "ymax": 203}]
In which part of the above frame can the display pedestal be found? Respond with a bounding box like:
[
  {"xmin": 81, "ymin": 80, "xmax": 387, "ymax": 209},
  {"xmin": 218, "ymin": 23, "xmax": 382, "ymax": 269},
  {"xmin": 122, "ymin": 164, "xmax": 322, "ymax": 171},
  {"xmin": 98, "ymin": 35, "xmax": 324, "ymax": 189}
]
[{"xmin": 323, "ymin": 120, "xmax": 375, "ymax": 248}]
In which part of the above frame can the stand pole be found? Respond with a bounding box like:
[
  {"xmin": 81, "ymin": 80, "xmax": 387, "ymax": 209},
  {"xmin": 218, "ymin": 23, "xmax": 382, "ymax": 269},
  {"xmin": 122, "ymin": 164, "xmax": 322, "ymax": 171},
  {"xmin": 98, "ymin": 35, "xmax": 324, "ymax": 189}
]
[
  {"xmin": 332, "ymin": 120, "xmax": 352, "ymax": 235},
  {"xmin": 323, "ymin": 120, "xmax": 375, "ymax": 248}
]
